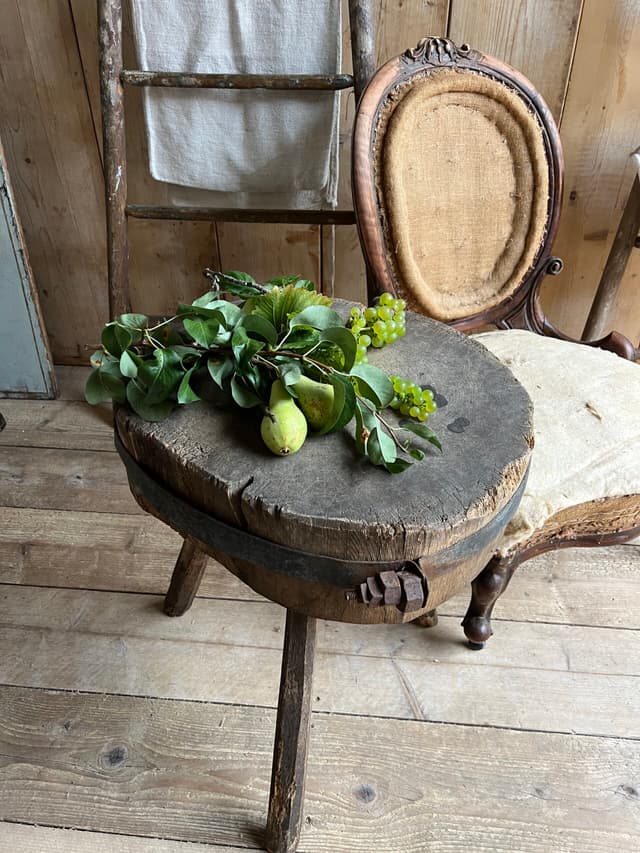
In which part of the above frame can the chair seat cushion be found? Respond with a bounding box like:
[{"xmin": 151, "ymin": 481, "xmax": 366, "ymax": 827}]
[{"xmin": 474, "ymin": 330, "xmax": 640, "ymax": 555}]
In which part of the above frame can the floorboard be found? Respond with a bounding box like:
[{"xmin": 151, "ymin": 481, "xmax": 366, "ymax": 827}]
[
  {"xmin": 0, "ymin": 686, "xmax": 638, "ymax": 853},
  {"xmin": 0, "ymin": 366, "xmax": 638, "ymax": 851}
]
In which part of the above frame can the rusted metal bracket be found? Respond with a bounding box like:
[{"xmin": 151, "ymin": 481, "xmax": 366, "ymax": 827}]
[{"xmin": 355, "ymin": 561, "xmax": 428, "ymax": 613}]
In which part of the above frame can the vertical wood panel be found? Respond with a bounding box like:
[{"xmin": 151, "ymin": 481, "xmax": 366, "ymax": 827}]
[
  {"xmin": 0, "ymin": 0, "xmax": 108, "ymax": 363},
  {"xmin": 542, "ymin": 0, "xmax": 640, "ymax": 343},
  {"xmin": 215, "ymin": 222, "xmax": 321, "ymax": 284},
  {"xmin": 448, "ymin": 0, "xmax": 583, "ymax": 121},
  {"xmin": 332, "ymin": 0, "xmax": 450, "ymax": 303},
  {"xmin": 70, "ymin": 0, "xmax": 221, "ymax": 317}
]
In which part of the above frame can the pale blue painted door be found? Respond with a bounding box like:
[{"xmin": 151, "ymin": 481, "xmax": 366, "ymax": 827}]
[{"xmin": 0, "ymin": 138, "xmax": 55, "ymax": 398}]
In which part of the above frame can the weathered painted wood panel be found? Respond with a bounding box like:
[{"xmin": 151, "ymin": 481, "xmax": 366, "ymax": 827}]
[{"xmin": 0, "ymin": 138, "xmax": 55, "ymax": 397}]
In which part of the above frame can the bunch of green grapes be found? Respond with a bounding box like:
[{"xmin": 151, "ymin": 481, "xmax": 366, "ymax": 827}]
[
  {"xmin": 348, "ymin": 292, "xmax": 407, "ymax": 363},
  {"xmin": 389, "ymin": 377, "xmax": 437, "ymax": 422}
]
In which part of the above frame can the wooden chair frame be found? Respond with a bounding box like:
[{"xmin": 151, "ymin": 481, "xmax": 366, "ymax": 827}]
[{"xmin": 351, "ymin": 36, "xmax": 640, "ymax": 647}]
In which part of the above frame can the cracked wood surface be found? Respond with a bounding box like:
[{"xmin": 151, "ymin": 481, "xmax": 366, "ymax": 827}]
[{"xmin": 116, "ymin": 311, "xmax": 533, "ymax": 563}]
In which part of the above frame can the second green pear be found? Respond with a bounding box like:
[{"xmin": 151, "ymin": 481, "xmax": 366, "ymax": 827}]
[{"xmin": 292, "ymin": 374, "xmax": 335, "ymax": 432}]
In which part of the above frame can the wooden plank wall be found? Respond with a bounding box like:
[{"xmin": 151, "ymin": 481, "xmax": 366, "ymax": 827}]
[{"xmin": 0, "ymin": 0, "xmax": 638, "ymax": 364}]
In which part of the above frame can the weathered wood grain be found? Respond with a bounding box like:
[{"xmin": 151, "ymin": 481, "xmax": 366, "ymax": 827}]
[
  {"xmin": 0, "ymin": 686, "xmax": 638, "ymax": 852},
  {"xmin": 447, "ymin": 0, "xmax": 582, "ymax": 121},
  {"xmin": 117, "ymin": 312, "xmax": 533, "ymax": 561},
  {"xmin": 0, "ymin": 506, "xmax": 257, "ymax": 601},
  {"xmin": 0, "ymin": 400, "xmax": 113, "ymax": 451},
  {"xmin": 0, "ymin": 447, "xmax": 141, "ymax": 514},
  {"xmin": 0, "ymin": 0, "xmax": 108, "ymax": 363},
  {"xmin": 2, "ymin": 506, "xmax": 639, "ymax": 624},
  {"xmin": 70, "ymin": 0, "xmax": 221, "ymax": 320},
  {"xmin": 0, "ymin": 823, "xmax": 241, "ymax": 853},
  {"xmin": 1, "ymin": 584, "xmax": 639, "ymax": 736},
  {"xmin": 215, "ymin": 223, "xmax": 322, "ymax": 290},
  {"xmin": 332, "ymin": 0, "xmax": 450, "ymax": 302},
  {"xmin": 266, "ymin": 611, "xmax": 316, "ymax": 853},
  {"xmin": 55, "ymin": 366, "xmax": 93, "ymax": 401},
  {"xmin": 543, "ymin": 0, "xmax": 640, "ymax": 343}
]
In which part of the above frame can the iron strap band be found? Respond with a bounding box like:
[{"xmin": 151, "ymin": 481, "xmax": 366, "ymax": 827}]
[{"xmin": 115, "ymin": 430, "xmax": 527, "ymax": 589}]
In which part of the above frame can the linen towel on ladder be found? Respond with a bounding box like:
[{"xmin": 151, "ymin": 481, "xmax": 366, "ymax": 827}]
[{"xmin": 130, "ymin": 0, "xmax": 342, "ymax": 209}]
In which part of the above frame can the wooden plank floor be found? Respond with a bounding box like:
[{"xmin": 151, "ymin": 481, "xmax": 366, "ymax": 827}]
[{"xmin": 0, "ymin": 368, "xmax": 638, "ymax": 852}]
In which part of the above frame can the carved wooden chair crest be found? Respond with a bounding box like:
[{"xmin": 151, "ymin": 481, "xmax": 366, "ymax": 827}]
[{"xmin": 353, "ymin": 37, "xmax": 640, "ymax": 647}]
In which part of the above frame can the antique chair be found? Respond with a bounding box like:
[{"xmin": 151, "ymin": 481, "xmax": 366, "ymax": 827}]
[{"xmin": 352, "ymin": 36, "xmax": 640, "ymax": 647}]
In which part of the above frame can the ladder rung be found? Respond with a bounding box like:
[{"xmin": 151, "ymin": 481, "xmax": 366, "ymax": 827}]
[
  {"xmin": 121, "ymin": 71, "xmax": 354, "ymax": 91},
  {"xmin": 126, "ymin": 205, "xmax": 357, "ymax": 225}
]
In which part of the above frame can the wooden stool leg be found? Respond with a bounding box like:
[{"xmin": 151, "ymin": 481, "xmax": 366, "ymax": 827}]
[
  {"xmin": 462, "ymin": 554, "xmax": 518, "ymax": 649},
  {"xmin": 266, "ymin": 610, "xmax": 316, "ymax": 853},
  {"xmin": 413, "ymin": 609, "xmax": 438, "ymax": 628},
  {"xmin": 163, "ymin": 538, "xmax": 208, "ymax": 617}
]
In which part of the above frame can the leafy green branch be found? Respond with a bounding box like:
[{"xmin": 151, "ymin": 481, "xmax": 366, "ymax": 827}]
[{"xmin": 85, "ymin": 270, "xmax": 441, "ymax": 472}]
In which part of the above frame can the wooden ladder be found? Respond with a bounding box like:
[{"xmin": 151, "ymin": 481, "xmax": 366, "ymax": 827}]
[{"xmin": 98, "ymin": 0, "xmax": 377, "ymax": 318}]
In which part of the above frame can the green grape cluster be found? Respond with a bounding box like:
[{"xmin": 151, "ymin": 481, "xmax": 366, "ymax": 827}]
[
  {"xmin": 389, "ymin": 377, "xmax": 437, "ymax": 422},
  {"xmin": 348, "ymin": 291, "xmax": 407, "ymax": 363}
]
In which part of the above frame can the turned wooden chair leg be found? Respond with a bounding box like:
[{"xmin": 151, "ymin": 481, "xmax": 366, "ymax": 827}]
[
  {"xmin": 413, "ymin": 609, "xmax": 438, "ymax": 628},
  {"xmin": 266, "ymin": 610, "xmax": 316, "ymax": 853},
  {"xmin": 462, "ymin": 555, "xmax": 518, "ymax": 649},
  {"xmin": 163, "ymin": 538, "xmax": 209, "ymax": 617}
]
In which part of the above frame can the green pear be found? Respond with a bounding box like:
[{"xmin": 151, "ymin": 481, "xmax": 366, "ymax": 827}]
[
  {"xmin": 261, "ymin": 380, "xmax": 308, "ymax": 456},
  {"xmin": 292, "ymin": 375, "xmax": 334, "ymax": 432}
]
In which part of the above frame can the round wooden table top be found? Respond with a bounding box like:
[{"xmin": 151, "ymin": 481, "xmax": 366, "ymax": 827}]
[{"xmin": 117, "ymin": 310, "xmax": 533, "ymax": 602}]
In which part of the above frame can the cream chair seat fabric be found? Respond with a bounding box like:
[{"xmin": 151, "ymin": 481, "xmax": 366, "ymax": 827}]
[{"xmin": 474, "ymin": 330, "xmax": 640, "ymax": 556}]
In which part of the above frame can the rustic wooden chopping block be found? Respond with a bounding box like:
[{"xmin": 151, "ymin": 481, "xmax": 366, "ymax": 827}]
[
  {"xmin": 116, "ymin": 310, "xmax": 533, "ymax": 623},
  {"xmin": 114, "ymin": 308, "xmax": 532, "ymax": 853}
]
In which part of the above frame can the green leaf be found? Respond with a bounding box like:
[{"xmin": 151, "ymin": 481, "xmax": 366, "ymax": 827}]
[
  {"xmin": 216, "ymin": 271, "xmax": 264, "ymax": 298},
  {"xmin": 279, "ymin": 361, "xmax": 302, "ymax": 395},
  {"xmin": 140, "ymin": 349, "xmax": 183, "ymax": 404},
  {"xmin": 407, "ymin": 445, "xmax": 425, "ymax": 461},
  {"xmin": 350, "ymin": 363, "xmax": 394, "ymax": 408},
  {"xmin": 191, "ymin": 291, "xmax": 218, "ymax": 308},
  {"xmin": 384, "ymin": 458, "xmax": 413, "ymax": 473},
  {"xmin": 85, "ymin": 367, "xmax": 125, "ymax": 405},
  {"xmin": 244, "ymin": 285, "xmax": 332, "ymax": 334},
  {"xmin": 126, "ymin": 381, "xmax": 175, "ymax": 421},
  {"xmin": 168, "ymin": 344, "xmax": 202, "ymax": 365},
  {"xmin": 230, "ymin": 374, "xmax": 262, "ymax": 408},
  {"xmin": 281, "ymin": 328, "xmax": 321, "ymax": 352},
  {"xmin": 207, "ymin": 357, "xmax": 234, "ymax": 388},
  {"xmin": 177, "ymin": 366, "xmax": 201, "ymax": 404},
  {"xmin": 366, "ymin": 427, "xmax": 397, "ymax": 467},
  {"xmin": 178, "ymin": 303, "xmax": 224, "ymax": 320},
  {"xmin": 155, "ymin": 325, "xmax": 184, "ymax": 346},
  {"xmin": 183, "ymin": 316, "xmax": 221, "ymax": 347},
  {"xmin": 263, "ymin": 274, "xmax": 301, "ymax": 288},
  {"xmin": 101, "ymin": 323, "xmax": 132, "ymax": 358},
  {"xmin": 237, "ymin": 314, "xmax": 278, "ymax": 347},
  {"xmin": 119, "ymin": 350, "xmax": 138, "ymax": 379},
  {"xmin": 224, "ymin": 270, "xmax": 255, "ymax": 283},
  {"xmin": 205, "ymin": 300, "xmax": 243, "ymax": 327},
  {"xmin": 231, "ymin": 326, "xmax": 264, "ymax": 373},
  {"xmin": 290, "ymin": 305, "xmax": 343, "ymax": 331},
  {"xmin": 315, "ymin": 374, "xmax": 356, "ymax": 435},
  {"xmin": 319, "ymin": 326, "xmax": 357, "ymax": 371},
  {"xmin": 376, "ymin": 427, "xmax": 397, "ymax": 463},
  {"xmin": 89, "ymin": 350, "xmax": 106, "ymax": 368},
  {"xmin": 399, "ymin": 420, "xmax": 443, "ymax": 451},
  {"xmin": 118, "ymin": 313, "xmax": 149, "ymax": 329}
]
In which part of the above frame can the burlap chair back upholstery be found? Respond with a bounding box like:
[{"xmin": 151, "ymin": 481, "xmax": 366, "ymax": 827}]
[{"xmin": 372, "ymin": 68, "xmax": 550, "ymax": 320}]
